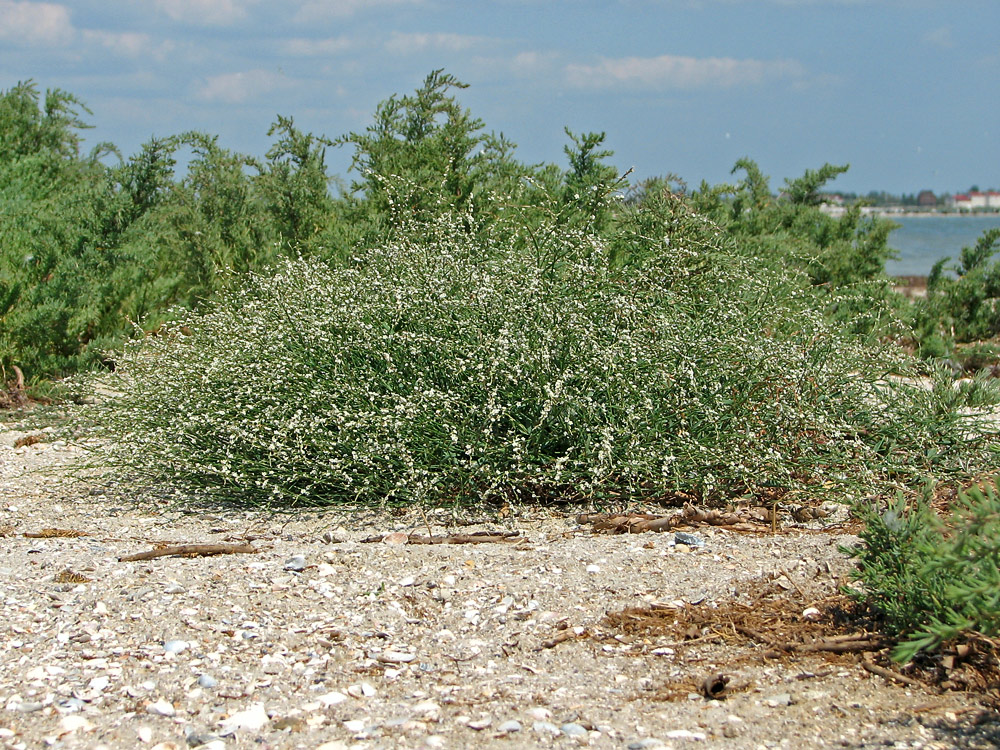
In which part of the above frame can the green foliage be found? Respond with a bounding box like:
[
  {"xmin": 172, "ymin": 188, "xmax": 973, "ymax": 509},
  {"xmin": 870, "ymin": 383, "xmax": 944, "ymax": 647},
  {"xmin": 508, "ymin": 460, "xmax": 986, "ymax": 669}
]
[
  {"xmin": 334, "ymin": 69, "xmax": 531, "ymax": 229},
  {"xmin": 910, "ymin": 228, "xmax": 1000, "ymax": 347},
  {"xmin": 259, "ymin": 116, "xmax": 337, "ymax": 253},
  {"xmin": 847, "ymin": 481, "xmax": 1000, "ymax": 663},
  {"xmin": 0, "ymin": 80, "xmax": 92, "ymax": 162},
  {"xmin": 560, "ymin": 128, "xmax": 620, "ymax": 230},
  {"xmin": 81, "ymin": 170, "xmax": 997, "ymax": 509},
  {"xmin": 689, "ymin": 158, "xmax": 898, "ymax": 295},
  {"xmin": 331, "ymin": 70, "xmax": 624, "ymax": 246},
  {"xmin": 846, "ymin": 493, "xmax": 948, "ymax": 635},
  {"xmin": 781, "ymin": 163, "xmax": 850, "ymax": 206},
  {"xmin": 0, "ymin": 78, "xmax": 343, "ymax": 380}
]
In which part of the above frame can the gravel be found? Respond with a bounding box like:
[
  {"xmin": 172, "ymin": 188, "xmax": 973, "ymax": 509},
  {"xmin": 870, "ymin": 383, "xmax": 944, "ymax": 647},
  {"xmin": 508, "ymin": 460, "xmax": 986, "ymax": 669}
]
[{"xmin": 2, "ymin": 415, "xmax": 998, "ymax": 750}]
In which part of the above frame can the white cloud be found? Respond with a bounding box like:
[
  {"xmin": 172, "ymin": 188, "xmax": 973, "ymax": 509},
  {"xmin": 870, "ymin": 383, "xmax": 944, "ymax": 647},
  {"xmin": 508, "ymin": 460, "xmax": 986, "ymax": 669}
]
[
  {"xmin": 923, "ymin": 26, "xmax": 954, "ymax": 49},
  {"xmin": 565, "ymin": 53, "xmax": 805, "ymax": 89},
  {"xmin": 468, "ymin": 50, "xmax": 559, "ymax": 78},
  {"xmin": 280, "ymin": 35, "xmax": 356, "ymax": 56},
  {"xmin": 82, "ymin": 30, "xmax": 171, "ymax": 59},
  {"xmin": 195, "ymin": 69, "xmax": 285, "ymax": 103},
  {"xmin": 294, "ymin": 0, "xmax": 422, "ymax": 22},
  {"xmin": 384, "ymin": 31, "xmax": 484, "ymax": 55},
  {"xmin": 0, "ymin": 0, "xmax": 74, "ymax": 45},
  {"xmin": 508, "ymin": 51, "xmax": 557, "ymax": 74},
  {"xmin": 153, "ymin": 0, "xmax": 252, "ymax": 25}
]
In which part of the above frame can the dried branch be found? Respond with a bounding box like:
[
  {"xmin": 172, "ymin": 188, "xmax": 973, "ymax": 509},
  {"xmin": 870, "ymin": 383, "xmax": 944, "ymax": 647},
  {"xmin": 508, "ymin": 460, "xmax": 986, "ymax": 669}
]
[
  {"xmin": 361, "ymin": 531, "xmax": 520, "ymax": 544},
  {"xmin": 861, "ymin": 657, "xmax": 927, "ymax": 688},
  {"xmin": 535, "ymin": 628, "xmax": 587, "ymax": 650},
  {"xmin": 24, "ymin": 528, "xmax": 88, "ymax": 538},
  {"xmin": 118, "ymin": 543, "xmax": 258, "ymax": 562}
]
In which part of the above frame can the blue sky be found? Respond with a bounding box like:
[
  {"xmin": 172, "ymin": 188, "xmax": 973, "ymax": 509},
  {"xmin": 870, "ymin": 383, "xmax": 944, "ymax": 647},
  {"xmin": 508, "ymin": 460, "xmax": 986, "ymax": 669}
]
[{"xmin": 2, "ymin": 0, "xmax": 997, "ymax": 195}]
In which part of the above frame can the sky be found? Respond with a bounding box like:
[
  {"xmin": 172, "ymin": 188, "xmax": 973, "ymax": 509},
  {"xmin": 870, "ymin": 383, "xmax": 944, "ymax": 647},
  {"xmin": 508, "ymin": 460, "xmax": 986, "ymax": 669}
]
[{"xmin": 1, "ymin": 0, "xmax": 998, "ymax": 196}]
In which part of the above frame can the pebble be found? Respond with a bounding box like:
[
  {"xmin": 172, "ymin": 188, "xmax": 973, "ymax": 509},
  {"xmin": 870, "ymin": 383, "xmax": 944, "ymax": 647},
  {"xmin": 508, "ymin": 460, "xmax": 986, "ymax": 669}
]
[
  {"xmin": 561, "ymin": 722, "xmax": 588, "ymax": 737},
  {"xmin": 163, "ymin": 639, "xmax": 188, "ymax": 654},
  {"xmin": 284, "ymin": 555, "xmax": 307, "ymax": 571},
  {"xmin": 466, "ymin": 716, "xmax": 492, "ymax": 730},
  {"xmin": 59, "ymin": 715, "xmax": 94, "ymax": 734},
  {"xmin": 497, "ymin": 720, "xmax": 522, "ymax": 733},
  {"xmin": 218, "ymin": 703, "xmax": 270, "ymax": 735},
  {"xmin": 674, "ymin": 531, "xmax": 705, "ymax": 547},
  {"xmin": 197, "ymin": 674, "xmax": 218, "ymax": 689},
  {"xmin": 533, "ymin": 721, "xmax": 561, "ymax": 736},
  {"xmin": 377, "ymin": 650, "xmax": 416, "ymax": 664},
  {"xmin": 317, "ymin": 691, "xmax": 348, "ymax": 707},
  {"xmin": 164, "ymin": 581, "xmax": 187, "ymax": 594},
  {"xmin": 628, "ymin": 740, "xmax": 669, "ymax": 750},
  {"xmin": 346, "ymin": 682, "xmax": 376, "ymax": 698},
  {"xmin": 764, "ymin": 692, "xmax": 793, "ymax": 707},
  {"xmin": 665, "ymin": 728, "xmax": 707, "ymax": 740},
  {"xmin": 185, "ymin": 729, "xmax": 223, "ymax": 747},
  {"xmin": 146, "ymin": 699, "xmax": 176, "ymax": 717},
  {"xmin": 410, "ymin": 700, "xmax": 440, "ymax": 718}
]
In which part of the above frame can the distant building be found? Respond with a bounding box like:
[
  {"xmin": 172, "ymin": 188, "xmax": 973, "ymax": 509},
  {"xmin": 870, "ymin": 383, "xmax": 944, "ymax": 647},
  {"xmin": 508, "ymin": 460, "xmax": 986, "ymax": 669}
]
[
  {"xmin": 948, "ymin": 191, "xmax": 1000, "ymax": 211},
  {"xmin": 917, "ymin": 190, "xmax": 937, "ymax": 207},
  {"xmin": 950, "ymin": 193, "xmax": 972, "ymax": 211}
]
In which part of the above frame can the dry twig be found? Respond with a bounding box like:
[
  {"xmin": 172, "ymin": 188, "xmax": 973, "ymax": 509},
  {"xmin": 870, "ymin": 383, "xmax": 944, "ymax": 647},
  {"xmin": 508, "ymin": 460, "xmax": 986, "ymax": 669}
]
[
  {"xmin": 361, "ymin": 531, "xmax": 520, "ymax": 545},
  {"xmin": 861, "ymin": 657, "xmax": 927, "ymax": 688},
  {"xmin": 118, "ymin": 543, "xmax": 258, "ymax": 562}
]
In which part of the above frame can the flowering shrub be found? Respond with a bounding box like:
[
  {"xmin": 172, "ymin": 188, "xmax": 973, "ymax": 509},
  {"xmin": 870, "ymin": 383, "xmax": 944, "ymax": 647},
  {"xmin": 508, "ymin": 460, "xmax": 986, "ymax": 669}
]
[{"xmin": 81, "ymin": 183, "xmax": 997, "ymax": 509}]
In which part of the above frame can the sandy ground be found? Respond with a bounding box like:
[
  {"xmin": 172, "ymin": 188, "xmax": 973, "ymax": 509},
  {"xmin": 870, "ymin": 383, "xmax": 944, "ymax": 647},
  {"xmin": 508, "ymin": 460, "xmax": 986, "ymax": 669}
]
[{"xmin": 1, "ymin": 411, "xmax": 998, "ymax": 750}]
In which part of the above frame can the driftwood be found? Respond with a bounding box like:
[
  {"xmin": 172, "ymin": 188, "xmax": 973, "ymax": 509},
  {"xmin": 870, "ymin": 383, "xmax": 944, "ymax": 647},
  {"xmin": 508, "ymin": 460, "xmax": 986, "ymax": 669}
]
[
  {"xmin": 24, "ymin": 528, "xmax": 88, "ymax": 538},
  {"xmin": 737, "ymin": 624, "xmax": 883, "ymax": 656},
  {"xmin": 578, "ymin": 503, "xmax": 755, "ymax": 534},
  {"xmin": 764, "ymin": 639, "xmax": 884, "ymax": 659},
  {"xmin": 535, "ymin": 628, "xmax": 587, "ymax": 651},
  {"xmin": 862, "ymin": 657, "xmax": 927, "ymax": 688},
  {"xmin": 118, "ymin": 543, "xmax": 258, "ymax": 562},
  {"xmin": 360, "ymin": 531, "xmax": 520, "ymax": 545}
]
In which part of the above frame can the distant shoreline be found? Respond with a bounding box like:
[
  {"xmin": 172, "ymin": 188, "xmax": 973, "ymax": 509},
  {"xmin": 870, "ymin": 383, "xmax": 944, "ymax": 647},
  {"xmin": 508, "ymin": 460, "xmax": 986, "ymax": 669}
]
[
  {"xmin": 820, "ymin": 207, "xmax": 1000, "ymax": 219},
  {"xmin": 879, "ymin": 211, "xmax": 1000, "ymax": 219}
]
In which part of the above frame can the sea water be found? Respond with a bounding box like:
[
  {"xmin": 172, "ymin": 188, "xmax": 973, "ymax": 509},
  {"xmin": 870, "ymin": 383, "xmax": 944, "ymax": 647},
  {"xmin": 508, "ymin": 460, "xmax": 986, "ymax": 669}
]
[{"xmin": 885, "ymin": 215, "xmax": 1000, "ymax": 277}]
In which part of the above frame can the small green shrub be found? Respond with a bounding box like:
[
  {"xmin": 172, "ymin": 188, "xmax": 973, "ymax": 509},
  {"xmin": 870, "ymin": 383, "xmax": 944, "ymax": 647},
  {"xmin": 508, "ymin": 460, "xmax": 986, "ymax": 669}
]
[
  {"xmin": 845, "ymin": 493, "xmax": 949, "ymax": 635},
  {"xmin": 907, "ymin": 228, "xmax": 1000, "ymax": 355},
  {"xmin": 847, "ymin": 481, "xmax": 1000, "ymax": 662}
]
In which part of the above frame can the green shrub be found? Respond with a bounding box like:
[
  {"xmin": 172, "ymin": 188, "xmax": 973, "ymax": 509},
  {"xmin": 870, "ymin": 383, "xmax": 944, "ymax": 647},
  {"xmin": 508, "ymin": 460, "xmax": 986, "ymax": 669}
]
[
  {"xmin": 847, "ymin": 481, "xmax": 1000, "ymax": 662},
  {"xmin": 0, "ymin": 87, "xmax": 345, "ymax": 381},
  {"xmin": 79, "ymin": 175, "xmax": 997, "ymax": 509},
  {"xmin": 910, "ymin": 228, "xmax": 1000, "ymax": 350}
]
